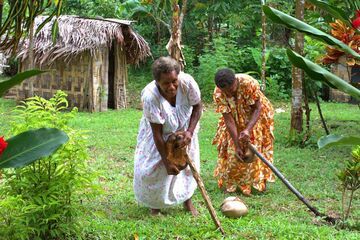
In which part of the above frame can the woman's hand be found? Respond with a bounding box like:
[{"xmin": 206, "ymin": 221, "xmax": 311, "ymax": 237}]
[
  {"xmin": 238, "ymin": 129, "xmax": 250, "ymax": 143},
  {"xmin": 163, "ymin": 158, "xmax": 180, "ymax": 175},
  {"xmin": 176, "ymin": 131, "xmax": 192, "ymax": 149},
  {"xmin": 182, "ymin": 130, "xmax": 193, "ymax": 146},
  {"xmin": 235, "ymin": 146, "xmax": 244, "ymax": 162}
]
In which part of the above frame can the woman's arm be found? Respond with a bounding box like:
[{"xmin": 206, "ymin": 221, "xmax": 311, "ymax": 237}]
[
  {"xmin": 239, "ymin": 99, "xmax": 262, "ymax": 142},
  {"xmin": 150, "ymin": 122, "xmax": 180, "ymax": 175},
  {"xmin": 181, "ymin": 102, "xmax": 202, "ymax": 145},
  {"xmin": 223, "ymin": 112, "xmax": 240, "ymax": 150}
]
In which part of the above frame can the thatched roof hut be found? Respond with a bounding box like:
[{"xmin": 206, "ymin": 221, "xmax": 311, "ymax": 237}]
[{"xmin": 6, "ymin": 16, "xmax": 151, "ymax": 111}]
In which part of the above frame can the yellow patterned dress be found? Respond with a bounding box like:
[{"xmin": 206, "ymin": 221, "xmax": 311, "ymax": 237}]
[{"xmin": 213, "ymin": 74, "xmax": 275, "ymax": 195}]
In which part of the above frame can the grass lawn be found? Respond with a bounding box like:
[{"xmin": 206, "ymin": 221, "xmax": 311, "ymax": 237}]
[{"xmin": 0, "ymin": 98, "xmax": 359, "ymax": 239}]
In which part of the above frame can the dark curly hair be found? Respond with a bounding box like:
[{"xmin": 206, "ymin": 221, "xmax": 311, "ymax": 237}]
[
  {"xmin": 214, "ymin": 68, "xmax": 236, "ymax": 88},
  {"xmin": 152, "ymin": 56, "xmax": 180, "ymax": 81}
]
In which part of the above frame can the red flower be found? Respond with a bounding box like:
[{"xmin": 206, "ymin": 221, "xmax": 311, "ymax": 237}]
[
  {"xmin": 352, "ymin": 10, "xmax": 360, "ymax": 29},
  {"xmin": 0, "ymin": 136, "xmax": 8, "ymax": 155}
]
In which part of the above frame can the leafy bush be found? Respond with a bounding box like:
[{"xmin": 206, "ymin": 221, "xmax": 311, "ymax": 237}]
[
  {"xmin": 194, "ymin": 37, "xmax": 240, "ymax": 101},
  {"xmin": 267, "ymin": 47, "xmax": 292, "ymax": 92},
  {"xmin": 0, "ymin": 91, "xmax": 95, "ymax": 239},
  {"xmin": 182, "ymin": 45, "xmax": 196, "ymax": 75},
  {"xmin": 265, "ymin": 74, "xmax": 290, "ymax": 101},
  {"xmin": 338, "ymin": 145, "xmax": 360, "ymax": 220}
]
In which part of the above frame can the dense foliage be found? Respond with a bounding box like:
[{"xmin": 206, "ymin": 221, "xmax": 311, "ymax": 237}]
[{"xmin": 0, "ymin": 91, "xmax": 95, "ymax": 239}]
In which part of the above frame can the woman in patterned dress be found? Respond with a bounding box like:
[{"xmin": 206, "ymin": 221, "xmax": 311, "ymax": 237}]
[
  {"xmin": 134, "ymin": 57, "xmax": 202, "ymax": 216},
  {"xmin": 212, "ymin": 68, "xmax": 275, "ymax": 196}
]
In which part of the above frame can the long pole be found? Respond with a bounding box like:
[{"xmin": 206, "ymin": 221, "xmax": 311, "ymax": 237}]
[
  {"xmin": 249, "ymin": 144, "xmax": 337, "ymax": 224},
  {"xmin": 185, "ymin": 155, "xmax": 225, "ymax": 235}
]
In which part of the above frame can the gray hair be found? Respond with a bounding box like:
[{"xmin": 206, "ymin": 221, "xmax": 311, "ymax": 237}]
[{"xmin": 152, "ymin": 56, "xmax": 180, "ymax": 81}]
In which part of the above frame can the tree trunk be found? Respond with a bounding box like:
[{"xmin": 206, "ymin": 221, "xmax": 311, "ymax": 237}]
[
  {"xmin": 302, "ymin": 81, "xmax": 311, "ymax": 144},
  {"xmin": 313, "ymin": 88, "xmax": 330, "ymax": 135},
  {"xmin": 207, "ymin": 14, "xmax": 214, "ymax": 42},
  {"xmin": 290, "ymin": 0, "xmax": 305, "ymax": 135},
  {"xmin": 166, "ymin": 0, "xmax": 187, "ymax": 70},
  {"xmin": 28, "ymin": 19, "xmax": 35, "ymax": 97},
  {"xmin": 0, "ymin": 0, "xmax": 4, "ymax": 29},
  {"xmin": 261, "ymin": 0, "xmax": 267, "ymax": 92}
]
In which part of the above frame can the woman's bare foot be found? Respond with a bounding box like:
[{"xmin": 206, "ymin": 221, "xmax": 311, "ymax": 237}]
[
  {"xmin": 183, "ymin": 199, "xmax": 199, "ymax": 216},
  {"xmin": 150, "ymin": 208, "xmax": 161, "ymax": 216}
]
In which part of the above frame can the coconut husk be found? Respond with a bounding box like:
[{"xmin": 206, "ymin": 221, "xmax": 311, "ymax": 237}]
[{"xmin": 166, "ymin": 131, "xmax": 188, "ymax": 171}]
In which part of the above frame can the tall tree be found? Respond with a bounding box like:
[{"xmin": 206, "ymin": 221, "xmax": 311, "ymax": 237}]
[
  {"xmin": 261, "ymin": 0, "xmax": 267, "ymax": 91},
  {"xmin": 290, "ymin": 0, "xmax": 305, "ymax": 136},
  {"xmin": 166, "ymin": 0, "xmax": 187, "ymax": 69}
]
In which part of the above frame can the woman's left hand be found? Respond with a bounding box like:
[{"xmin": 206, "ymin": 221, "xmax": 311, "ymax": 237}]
[
  {"xmin": 177, "ymin": 131, "xmax": 192, "ymax": 148},
  {"xmin": 238, "ymin": 129, "xmax": 250, "ymax": 143}
]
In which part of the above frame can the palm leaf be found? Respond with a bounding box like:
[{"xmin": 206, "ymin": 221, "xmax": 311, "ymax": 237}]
[
  {"xmin": 287, "ymin": 49, "xmax": 360, "ymax": 99},
  {"xmin": 318, "ymin": 134, "xmax": 360, "ymax": 149},
  {"xmin": 0, "ymin": 128, "xmax": 69, "ymax": 169},
  {"xmin": 262, "ymin": 5, "xmax": 360, "ymax": 59}
]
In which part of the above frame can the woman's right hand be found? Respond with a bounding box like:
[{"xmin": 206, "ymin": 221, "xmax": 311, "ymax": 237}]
[
  {"xmin": 235, "ymin": 146, "xmax": 244, "ymax": 162},
  {"xmin": 163, "ymin": 159, "xmax": 180, "ymax": 175}
]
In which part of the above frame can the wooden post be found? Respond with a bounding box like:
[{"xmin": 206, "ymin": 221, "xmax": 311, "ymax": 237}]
[{"xmin": 185, "ymin": 154, "xmax": 225, "ymax": 235}]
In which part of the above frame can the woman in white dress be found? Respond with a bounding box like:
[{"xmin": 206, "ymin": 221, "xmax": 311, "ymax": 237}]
[{"xmin": 134, "ymin": 56, "xmax": 202, "ymax": 216}]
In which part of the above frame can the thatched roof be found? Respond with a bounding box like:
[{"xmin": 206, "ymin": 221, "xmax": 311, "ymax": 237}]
[{"xmin": 18, "ymin": 16, "xmax": 151, "ymax": 65}]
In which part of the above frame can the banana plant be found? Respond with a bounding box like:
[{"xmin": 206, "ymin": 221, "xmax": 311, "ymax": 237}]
[{"xmin": 262, "ymin": 4, "xmax": 360, "ymax": 148}]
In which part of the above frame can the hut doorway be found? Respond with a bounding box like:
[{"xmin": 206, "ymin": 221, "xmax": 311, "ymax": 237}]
[{"xmin": 108, "ymin": 44, "xmax": 115, "ymax": 109}]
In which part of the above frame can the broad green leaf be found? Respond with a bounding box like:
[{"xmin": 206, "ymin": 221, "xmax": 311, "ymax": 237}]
[
  {"xmin": 287, "ymin": 49, "xmax": 360, "ymax": 100},
  {"xmin": 318, "ymin": 134, "xmax": 360, "ymax": 149},
  {"xmin": 263, "ymin": 5, "xmax": 360, "ymax": 59},
  {"xmin": 0, "ymin": 69, "xmax": 47, "ymax": 96},
  {"xmin": 306, "ymin": 0, "xmax": 351, "ymax": 27},
  {"xmin": 0, "ymin": 128, "xmax": 69, "ymax": 168}
]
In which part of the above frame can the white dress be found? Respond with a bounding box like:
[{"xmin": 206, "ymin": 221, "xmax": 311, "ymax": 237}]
[{"xmin": 133, "ymin": 72, "xmax": 201, "ymax": 209}]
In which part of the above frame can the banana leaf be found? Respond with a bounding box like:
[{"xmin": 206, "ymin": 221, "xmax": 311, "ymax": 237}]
[
  {"xmin": 262, "ymin": 5, "xmax": 360, "ymax": 59},
  {"xmin": 306, "ymin": 0, "xmax": 352, "ymax": 27},
  {"xmin": 0, "ymin": 69, "xmax": 47, "ymax": 97},
  {"xmin": 287, "ymin": 49, "xmax": 360, "ymax": 100},
  {"xmin": 318, "ymin": 134, "xmax": 360, "ymax": 149},
  {"xmin": 0, "ymin": 128, "xmax": 69, "ymax": 168}
]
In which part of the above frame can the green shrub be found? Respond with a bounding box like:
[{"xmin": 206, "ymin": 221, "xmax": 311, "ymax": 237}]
[
  {"xmin": 265, "ymin": 74, "xmax": 290, "ymax": 101},
  {"xmin": 0, "ymin": 91, "xmax": 95, "ymax": 239},
  {"xmin": 182, "ymin": 45, "xmax": 196, "ymax": 75},
  {"xmin": 195, "ymin": 37, "xmax": 240, "ymax": 102},
  {"xmin": 267, "ymin": 47, "xmax": 292, "ymax": 92},
  {"xmin": 338, "ymin": 145, "xmax": 360, "ymax": 220}
]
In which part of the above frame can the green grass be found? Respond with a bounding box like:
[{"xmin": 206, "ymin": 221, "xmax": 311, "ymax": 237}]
[{"xmin": 1, "ymin": 99, "xmax": 359, "ymax": 239}]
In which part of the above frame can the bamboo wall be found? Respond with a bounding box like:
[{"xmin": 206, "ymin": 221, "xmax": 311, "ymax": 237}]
[
  {"xmin": 90, "ymin": 48, "xmax": 109, "ymax": 112},
  {"xmin": 114, "ymin": 45, "xmax": 128, "ymax": 109},
  {"xmin": 6, "ymin": 45, "xmax": 129, "ymax": 112},
  {"xmin": 7, "ymin": 54, "xmax": 92, "ymax": 110}
]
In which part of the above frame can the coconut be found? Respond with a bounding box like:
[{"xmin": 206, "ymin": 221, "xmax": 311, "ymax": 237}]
[{"xmin": 220, "ymin": 196, "xmax": 248, "ymax": 218}]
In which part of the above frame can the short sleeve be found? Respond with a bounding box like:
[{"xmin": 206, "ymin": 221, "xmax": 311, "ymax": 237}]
[
  {"xmin": 185, "ymin": 74, "xmax": 201, "ymax": 105},
  {"xmin": 213, "ymin": 87, "xmax": 231, "ymax": 114},
  {"xmin": 142, "ymin": 92, "xmax": 165, "ymax": 124},
  {"xmin": 243, "ymin": 77, "xmax": 260, "ymax": 106}
]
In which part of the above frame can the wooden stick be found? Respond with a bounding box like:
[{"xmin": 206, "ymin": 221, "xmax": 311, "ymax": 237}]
[
  {"xmin": 185, "ymin": 154, "xmax": 225, "ymax": 235},
  {"xmin": 249, "ymin": 144, "xmax": 337, "ymax": 224}
]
